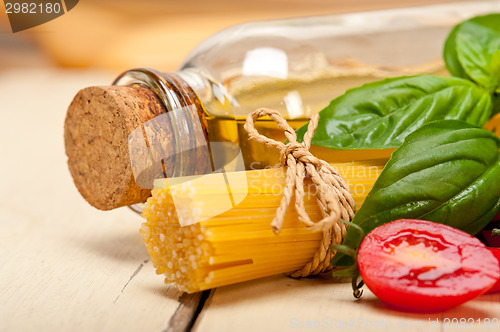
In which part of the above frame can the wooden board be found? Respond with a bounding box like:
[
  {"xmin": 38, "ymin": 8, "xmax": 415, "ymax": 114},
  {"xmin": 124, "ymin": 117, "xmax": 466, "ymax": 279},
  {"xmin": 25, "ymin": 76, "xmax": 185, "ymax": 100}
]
[
  {"xmin": 0, "ymin": 0, "xmax": 474, "ymax": 70},
  {"xmin": 2, "ymin": 1, "xmax": 500, "ymax": 331},
  {"xmin": 2, "ymin": 69, "xmax": 496, "ymax": 332},
  {"xmin": 192, "ymin": 275, "xmax": 500, "ymax": 332},
  {"xmin": 0, "ymin": 69, "xmax": 202, "ymax": 331}
]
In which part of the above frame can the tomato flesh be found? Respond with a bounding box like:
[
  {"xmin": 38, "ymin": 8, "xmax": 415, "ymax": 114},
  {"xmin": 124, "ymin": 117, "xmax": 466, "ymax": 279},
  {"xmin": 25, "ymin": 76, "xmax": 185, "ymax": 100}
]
[{"xmin": 358, "ymin": 219, "xmax": 500, "ymax": 312}]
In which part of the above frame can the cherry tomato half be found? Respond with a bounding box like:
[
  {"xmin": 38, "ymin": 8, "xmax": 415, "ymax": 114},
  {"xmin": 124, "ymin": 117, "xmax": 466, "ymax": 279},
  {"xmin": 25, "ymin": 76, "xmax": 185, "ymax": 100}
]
[
  {"xmin": 358, "ymin": 219, "xmax": 500, "ymax": 312},
  {"xmin": 486, "ymin": 248, "xmax": 500, "ymax": 294}
]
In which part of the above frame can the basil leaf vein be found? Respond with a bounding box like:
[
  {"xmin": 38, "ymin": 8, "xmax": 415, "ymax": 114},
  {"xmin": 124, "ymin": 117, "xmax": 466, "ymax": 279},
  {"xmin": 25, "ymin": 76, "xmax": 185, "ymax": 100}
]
[
  {"xmin": 331, "ymin": 120, "xmax": 500, "ymax": 267},
  {"xmin": 296, "ymin": 75, "xmax": 492, "ymax": 150},
  {"xmin": 456, "ymin": 21, "xmax": 500, "ymax": 90},
  {"xmin": 444, "ymin": 13, "xmax": 500, "ymax": 90}
]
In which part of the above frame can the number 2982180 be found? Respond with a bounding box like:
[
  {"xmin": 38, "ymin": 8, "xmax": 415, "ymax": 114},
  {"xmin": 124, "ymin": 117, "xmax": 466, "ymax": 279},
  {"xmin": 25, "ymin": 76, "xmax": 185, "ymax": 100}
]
[
  {"xmin": 443, "ymin": 318, "xmax": 498, "ymax": 329},
  {"xmin": 5, "ymin": 2, "xmax": 62, "ymax": 14}
]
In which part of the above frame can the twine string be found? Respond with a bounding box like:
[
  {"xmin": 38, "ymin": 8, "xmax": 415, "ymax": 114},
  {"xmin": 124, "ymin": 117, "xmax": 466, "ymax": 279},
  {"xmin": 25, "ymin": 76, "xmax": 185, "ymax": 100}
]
[{"xmin": 244, "ymin": 108, "xmax": 356, "ymax": 277}]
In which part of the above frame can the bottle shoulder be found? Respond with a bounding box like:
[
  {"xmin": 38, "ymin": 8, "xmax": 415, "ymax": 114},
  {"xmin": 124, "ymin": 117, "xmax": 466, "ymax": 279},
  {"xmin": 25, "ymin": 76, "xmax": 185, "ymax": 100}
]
[
  {"xmin": 180, "ymin": 1, "xmax": 500, "ymax": 71},
  {"xmin": 178, "ymin": 1, "xmax": 500, "ymax": 120}
]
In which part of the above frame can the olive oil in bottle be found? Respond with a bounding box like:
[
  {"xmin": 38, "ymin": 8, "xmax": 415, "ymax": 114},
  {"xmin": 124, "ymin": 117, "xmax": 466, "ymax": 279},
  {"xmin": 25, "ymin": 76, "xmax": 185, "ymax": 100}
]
[{"xmin": 116, "ymin": 2, "xmax": 494, "ymax": 179}]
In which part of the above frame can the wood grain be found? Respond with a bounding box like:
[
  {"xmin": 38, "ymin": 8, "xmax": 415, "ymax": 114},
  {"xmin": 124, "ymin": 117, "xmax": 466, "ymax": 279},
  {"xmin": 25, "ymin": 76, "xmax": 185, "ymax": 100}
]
[
  {"xmin": 0, "ymin": 70, "xmax": 196, "ymax": 332},
  {"xmin": 11, "ymin": 0, "xmax": 473, "ymax": 70},
  {"xmin": 166, "ymin": 291, "xmax": 212, "ymax": 332},
  {"xmin": 1, "ymin": 1, "xmax": 500, "ymax": 331},
  {"xmin": 192, "ymin": 275, "xmax": 500, "ymax": 332}
]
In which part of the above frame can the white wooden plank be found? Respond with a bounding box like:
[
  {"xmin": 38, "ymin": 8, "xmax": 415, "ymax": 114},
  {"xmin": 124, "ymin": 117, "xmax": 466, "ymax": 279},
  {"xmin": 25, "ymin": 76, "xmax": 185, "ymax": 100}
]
[
  {"xmin": 0, "ymin": 69, "xmax": 192, "ymax": 332},
  {"xmin": 193, "ymin": 274, "xmax": 500, "ymax": 332}
]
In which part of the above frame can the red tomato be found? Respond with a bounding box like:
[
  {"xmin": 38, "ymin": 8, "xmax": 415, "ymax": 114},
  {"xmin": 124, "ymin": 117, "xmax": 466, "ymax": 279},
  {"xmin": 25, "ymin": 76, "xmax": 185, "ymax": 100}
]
[
  {"xmin": 481, "ymin": 230, "xmax": 500, "ymax": 247},
  {"xmin": 358, "ymin": 219, "xmax": 500, "ymax": 312},
  {"xmin": 486, "ymin": 248, "xmax": 500, "ymax": 294},
  {"xmin": 493, "ymin": 211, "xmax": 500, "ymax": 222}
]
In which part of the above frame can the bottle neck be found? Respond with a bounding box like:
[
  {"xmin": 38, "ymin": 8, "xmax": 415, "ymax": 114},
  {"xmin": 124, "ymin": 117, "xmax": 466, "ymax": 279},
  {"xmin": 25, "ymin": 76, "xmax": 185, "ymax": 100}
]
[
  {"xmin": 113, "ymin": 68, "xmax": 207, "ymax": 122},
  {"xmin": 113, "ymin": 68, "xmax": 212, "ymax": 186}
]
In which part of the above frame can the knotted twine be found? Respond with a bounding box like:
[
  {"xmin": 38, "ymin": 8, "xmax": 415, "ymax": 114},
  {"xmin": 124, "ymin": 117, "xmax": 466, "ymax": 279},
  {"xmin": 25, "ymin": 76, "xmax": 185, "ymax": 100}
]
[{"xmin": 244, "ymin": 108, "xmax": 356, "ymax": 277}]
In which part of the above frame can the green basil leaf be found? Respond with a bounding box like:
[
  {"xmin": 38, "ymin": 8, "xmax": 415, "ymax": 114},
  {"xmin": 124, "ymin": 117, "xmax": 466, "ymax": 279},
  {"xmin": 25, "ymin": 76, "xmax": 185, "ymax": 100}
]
[
  {"xmin": 492, "ymin": 49, "xmax": 500, "ymax": 84},
  {"xmin": 331, "ymin": 120, "xmax": 500, "ymax": 267},
  {"xmin": 444, "ymin": 23, "xmax": 471, "ymax": 79},
  {"xmin": 492, "ymin": 93, "xmax": 500, "ymax": 116},
  {"xmin": 444, "ymin": 13, "xmax": 500, "ymax": 86},
  {"xmin": 296, "ymin": 75, "xmax": 492, "ymax": 149},
  {"xmin": 456, "ymin": 21, "xmax": 500, "ymax": 90}
]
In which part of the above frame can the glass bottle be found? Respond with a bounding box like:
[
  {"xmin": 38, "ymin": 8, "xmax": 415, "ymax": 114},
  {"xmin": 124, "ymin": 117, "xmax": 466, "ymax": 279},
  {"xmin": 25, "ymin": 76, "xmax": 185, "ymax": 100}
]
[{"xmin": 112, "ymin": 1, "xmax": 499, "ymax": 191}]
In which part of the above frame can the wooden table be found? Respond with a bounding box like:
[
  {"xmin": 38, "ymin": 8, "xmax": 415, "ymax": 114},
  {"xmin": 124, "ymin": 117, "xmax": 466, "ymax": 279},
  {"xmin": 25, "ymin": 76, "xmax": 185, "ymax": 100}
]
[{"xmin": 1, "ymin": 1, "xmax": 500, "ymax": 332}]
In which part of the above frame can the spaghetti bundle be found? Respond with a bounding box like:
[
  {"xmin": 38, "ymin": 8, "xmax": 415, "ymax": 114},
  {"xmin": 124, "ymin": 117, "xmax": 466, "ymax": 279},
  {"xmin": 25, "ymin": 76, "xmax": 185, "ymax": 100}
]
[{"xmin": 140, "ymin": 160, "xmax": 385, "ymax": 293}]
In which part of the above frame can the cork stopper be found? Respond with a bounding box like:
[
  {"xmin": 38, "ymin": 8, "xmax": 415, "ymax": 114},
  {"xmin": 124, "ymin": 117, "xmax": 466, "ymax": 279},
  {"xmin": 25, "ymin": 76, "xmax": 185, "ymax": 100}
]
[{"xmin": 64, "ymin": 85, "xmax": 166, "ymax": 210}]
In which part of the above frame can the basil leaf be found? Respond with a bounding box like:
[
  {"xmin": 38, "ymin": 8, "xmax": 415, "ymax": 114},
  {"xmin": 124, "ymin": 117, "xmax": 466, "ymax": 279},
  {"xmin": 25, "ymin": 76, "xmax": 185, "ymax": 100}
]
[
  {"xmin": 444, "ymin": 13, "xmax": 500, "ymax": 88},
  {"xmin": 492, "ymin": 49, "xmax": 500, "ymax": 87},
  {"xmin": 332, "ymin": 120, "xmax": 500, "ymax": 267},
  {"xmin": 489, "ymin": 88, "xmax": 500, "ymax": 117},
  {"xmin": 444, "ymin": 23, "xmax": 472, "ymax": 79},
  {"xmin": 456, "ymin": 21, "xmax": 500, "ymax": 90},
  {"xmin": 296, "ymin": 75, "xmax": 492, "ymax": 149}
]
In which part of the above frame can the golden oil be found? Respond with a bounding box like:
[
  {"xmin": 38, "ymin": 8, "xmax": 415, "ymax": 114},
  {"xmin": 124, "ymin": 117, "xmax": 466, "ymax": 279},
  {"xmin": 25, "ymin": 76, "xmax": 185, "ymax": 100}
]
[{"xmin": 202, "ymin": 73, "xmax": 406, "ymax": 169}]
